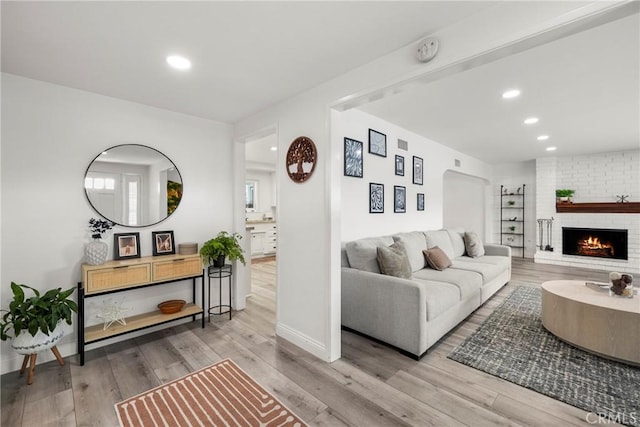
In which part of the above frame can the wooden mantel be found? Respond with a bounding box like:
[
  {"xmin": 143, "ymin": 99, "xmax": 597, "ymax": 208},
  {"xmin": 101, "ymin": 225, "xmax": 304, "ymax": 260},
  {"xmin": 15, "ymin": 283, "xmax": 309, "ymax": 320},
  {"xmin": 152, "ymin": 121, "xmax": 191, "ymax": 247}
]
[{"xmin": 556, "ymin": 202, "xmax": 640, "ymax": 214}]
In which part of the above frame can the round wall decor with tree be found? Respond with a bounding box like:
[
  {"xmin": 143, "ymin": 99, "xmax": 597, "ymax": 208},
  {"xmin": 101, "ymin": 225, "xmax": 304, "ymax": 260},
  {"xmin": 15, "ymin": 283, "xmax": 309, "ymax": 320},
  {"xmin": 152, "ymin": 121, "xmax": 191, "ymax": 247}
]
[{"xmin": 285, "ymin": 136, "xmax": 317, "ymax": 183}]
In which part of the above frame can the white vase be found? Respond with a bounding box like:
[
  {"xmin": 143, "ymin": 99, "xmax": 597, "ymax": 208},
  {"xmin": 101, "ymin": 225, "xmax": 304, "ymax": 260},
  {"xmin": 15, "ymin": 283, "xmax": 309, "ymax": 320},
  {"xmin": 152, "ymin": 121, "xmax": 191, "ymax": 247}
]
[
  {"xmin": 85, "ymin": 239, "xmax": 108, "ymax": 265},
  {"xmin": 11, "ymin": 323, "xmax": 64, "ymax": 355}
]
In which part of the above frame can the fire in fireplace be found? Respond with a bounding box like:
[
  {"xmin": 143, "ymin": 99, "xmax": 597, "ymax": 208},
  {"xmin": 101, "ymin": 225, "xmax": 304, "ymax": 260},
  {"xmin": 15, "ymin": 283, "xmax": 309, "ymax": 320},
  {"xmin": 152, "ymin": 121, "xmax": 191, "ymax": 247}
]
[{"xmin": 562, "ymin": 227, "xmax": 628, "ymax": 260}]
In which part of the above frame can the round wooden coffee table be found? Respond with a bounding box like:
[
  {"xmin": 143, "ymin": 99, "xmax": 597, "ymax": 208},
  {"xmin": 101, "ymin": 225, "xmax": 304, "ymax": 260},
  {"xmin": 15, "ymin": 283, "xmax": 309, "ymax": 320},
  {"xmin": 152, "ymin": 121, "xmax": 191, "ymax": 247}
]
[{"xmin": 541, "ymin": 280, "xmax": 639, "ymax": 366}]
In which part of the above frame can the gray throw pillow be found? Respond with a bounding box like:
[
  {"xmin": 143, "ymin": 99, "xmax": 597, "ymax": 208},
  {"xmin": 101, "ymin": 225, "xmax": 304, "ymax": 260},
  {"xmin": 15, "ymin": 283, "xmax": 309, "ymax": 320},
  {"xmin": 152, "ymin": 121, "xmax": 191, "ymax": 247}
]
[
  {"xmin": 422, "ymin": 246, "xmax": 452, "ymax": 271},
  {"xmin": 376, "ymin": 242, "xmax": 412, "ymax": 279},
  {"xmin": 464, "ymin": 231, "xmax": 485, "ymax": 258}
]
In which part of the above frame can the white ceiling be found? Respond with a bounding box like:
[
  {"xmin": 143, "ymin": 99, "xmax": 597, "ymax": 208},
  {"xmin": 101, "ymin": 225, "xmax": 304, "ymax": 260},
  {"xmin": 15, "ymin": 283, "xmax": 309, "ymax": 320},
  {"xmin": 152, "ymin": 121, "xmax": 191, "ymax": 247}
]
[{"xmin": 2, "ymin": 2, "xmax": 638, "ymax": 165}]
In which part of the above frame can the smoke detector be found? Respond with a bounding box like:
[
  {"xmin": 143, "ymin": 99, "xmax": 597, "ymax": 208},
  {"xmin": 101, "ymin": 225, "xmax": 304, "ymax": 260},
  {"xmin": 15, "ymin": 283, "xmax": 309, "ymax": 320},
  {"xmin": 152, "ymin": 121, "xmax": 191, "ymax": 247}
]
[{"xmin": 416, "ymin": 37, "xmax": 439, "ymax": 63}]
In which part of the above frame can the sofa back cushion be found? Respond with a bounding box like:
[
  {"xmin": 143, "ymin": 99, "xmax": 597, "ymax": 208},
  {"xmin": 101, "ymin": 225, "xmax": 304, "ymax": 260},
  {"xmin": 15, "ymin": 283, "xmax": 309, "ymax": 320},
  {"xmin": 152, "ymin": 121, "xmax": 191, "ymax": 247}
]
[
  {"xmin": 377, "ymin": 241, "xmax": 412, "ymax": 279},
  {"xmin": 345, "ymin": 236, "xmax": 394, "ymax": 273},
  {"xmin": 341, "ymin": 244, "xmax": 350, "ymax": 268},
  {"xmin": 464, "ymin": 231, "xmax": 486, "ymax": 258},
  {"xmin": 392, "ymin": 231, "xmax": 428, "ymax": 272},
  {"xmin": 424, "ymin": 230, "xmax": 455, "ymax": 260},
  {"xmin": 446, "ymin": 228, "xmax": 466, "ymax": 258}
]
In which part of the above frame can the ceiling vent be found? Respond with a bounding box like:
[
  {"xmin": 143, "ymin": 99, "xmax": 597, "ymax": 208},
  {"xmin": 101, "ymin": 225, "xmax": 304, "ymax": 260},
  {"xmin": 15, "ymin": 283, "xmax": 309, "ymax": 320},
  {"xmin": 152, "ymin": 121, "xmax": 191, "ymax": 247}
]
[{"xmin": 455, "ymin": 159, "xmax": 461, "ymax": 167}]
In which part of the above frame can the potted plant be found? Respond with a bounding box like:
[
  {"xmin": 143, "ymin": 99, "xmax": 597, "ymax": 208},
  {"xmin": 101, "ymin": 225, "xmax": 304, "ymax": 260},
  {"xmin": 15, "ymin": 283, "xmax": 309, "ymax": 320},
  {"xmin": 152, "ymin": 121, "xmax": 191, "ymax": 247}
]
[
  {"xmin": 200, "ymin": 231, "xmax": 246, "ymax": 269},
  {"xmin": 555, "ymin": 189, "xmax": 575, "ymax": 203},
  {"xmin": 86, "ymin": 218, "xmax": 115, "ymax": 265},
  {"xmin": 507, "ymin": 200, "xmax": 516, "ymax": 206},
  {"xmin": 508, "ymin": 226, "xmax": 516, "ymax": 232},
  {"xmin": 0, "ymin": 282, "xmax": 78, "ymax": 355}
]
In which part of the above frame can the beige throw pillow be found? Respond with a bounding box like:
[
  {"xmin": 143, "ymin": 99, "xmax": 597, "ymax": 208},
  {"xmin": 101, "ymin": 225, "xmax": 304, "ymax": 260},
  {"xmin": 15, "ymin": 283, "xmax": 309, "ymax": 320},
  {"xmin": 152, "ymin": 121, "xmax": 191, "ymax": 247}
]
[
  {"xmin": 422, "ymin": 246, "xmax": 452, "ymax": 271},
  {"xmin": 464, "ymin": 231, "xmax": 485, "ymax": 258},
  {"xmin": 376, "ymin": 242, "xmax": 412, "ymax": 279}
]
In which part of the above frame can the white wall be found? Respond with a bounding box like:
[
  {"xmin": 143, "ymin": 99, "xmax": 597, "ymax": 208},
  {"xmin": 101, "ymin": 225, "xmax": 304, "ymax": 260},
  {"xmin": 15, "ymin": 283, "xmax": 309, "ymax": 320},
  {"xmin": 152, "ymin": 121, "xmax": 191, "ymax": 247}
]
[
  {"xmin": 492, "ymin": 161, "xmax": 537, "ymax": 257},
  {"xmin": 0, "ymin": 74, "xmax": 235, "ymax": 374},
  {"xmin": 443, "ymin": 171, "xmax": 487, "ymax": 240},
  {"xmin": 338, "ymin": 109, "xmax": 492, "ymax": 242}
]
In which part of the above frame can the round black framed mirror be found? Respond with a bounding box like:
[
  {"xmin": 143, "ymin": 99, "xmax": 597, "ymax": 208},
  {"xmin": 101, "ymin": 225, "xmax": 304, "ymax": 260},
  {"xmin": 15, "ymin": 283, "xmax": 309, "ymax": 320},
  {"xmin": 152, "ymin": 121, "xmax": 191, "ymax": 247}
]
[{"xmin": 84, "ymin": 144, "xmax": 183, "ymax": 227}]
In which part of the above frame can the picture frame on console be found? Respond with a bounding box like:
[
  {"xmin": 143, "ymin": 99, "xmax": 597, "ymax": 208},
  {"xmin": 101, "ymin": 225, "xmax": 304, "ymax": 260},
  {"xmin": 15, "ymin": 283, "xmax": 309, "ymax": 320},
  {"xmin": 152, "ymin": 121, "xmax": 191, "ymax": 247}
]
[
  {"xmin": 152, "ymin": 231, "xmax": 175, "ymax": 256},
  {"xmin": 114, "ymin": 232, "xmax": 141, "ymax": 260}
]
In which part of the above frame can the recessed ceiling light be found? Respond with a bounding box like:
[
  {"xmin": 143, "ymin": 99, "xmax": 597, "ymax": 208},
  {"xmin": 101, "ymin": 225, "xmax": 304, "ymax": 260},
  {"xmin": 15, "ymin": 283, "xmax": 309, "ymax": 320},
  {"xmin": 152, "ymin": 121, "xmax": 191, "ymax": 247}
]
[
  {"xmin": 524, "ymin": 117, "xmax": 539, "ymax": 125},
  {"xmin": 166, "ymin": 55, "xmax": 191, "ymax": 70},
  {"xmin": 502, "ymin": 89, "xmax": 521, "ymax": 99},
  {"xmin": 270, "ymin": 146, "xmax": 277, "ymax": 151},
  {"xmin": 537, "ymin": 135, "xmax": 550, "ymax": 141},
  {"xmin": 546, "ymin": 146, "xmax": 557, "ymax": 151}
]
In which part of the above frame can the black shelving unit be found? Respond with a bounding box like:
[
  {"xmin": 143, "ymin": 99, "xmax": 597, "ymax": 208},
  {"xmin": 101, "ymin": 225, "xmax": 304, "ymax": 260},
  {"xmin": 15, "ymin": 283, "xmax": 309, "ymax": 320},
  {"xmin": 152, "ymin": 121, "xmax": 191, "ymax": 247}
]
[{"xmin": 500, "ymin": 184, "xmax": 525, "ymax": 258}]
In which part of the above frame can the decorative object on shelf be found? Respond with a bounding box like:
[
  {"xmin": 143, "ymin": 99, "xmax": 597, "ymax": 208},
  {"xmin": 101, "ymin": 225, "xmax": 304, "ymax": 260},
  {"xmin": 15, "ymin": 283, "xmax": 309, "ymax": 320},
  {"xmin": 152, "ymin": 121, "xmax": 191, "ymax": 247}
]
[
  {"xmin": 507, "ymin": 200, "xmax": 516, "ymax": 206},
  {"xmin": 200, "ymin": 231, "xmax": 246, "ymax": 268},
  {"xmin": 412, "ymin": 156, "xmax": 423, "ymax": 185},
  {"xmin": 616, "ymin": 195, "xmax": 629, "ymax": 203},
  {"xmin": 85, "ymin": 218, "xmax": 115, "ymax": 266},
  {"xmin": 609, "ymin": 272, "xmax": 633, "ymax": 297},
  {"xmin": 285, "ymin": 136, "xmax": 317, "ymax": 183},
  {"xmin": 343, "ymin": 137, "xmax": 363, "ymax": 178},
  {"xmin": 368, "ymin": 129, "xmax": 386, "ymax": 157},
  {"xmin": 369, "ymin": 182, "xmax": 384, "ymax": 213},
  {"xmin": 537, "ymin": 218, "xmax": 554, "ymax": 251},
  {"xmin": 517, "ymin": 187, "xmax": 522, "ymax": 195},
  {"xmin": 158, "ymin": 299, "xmax": 186, "ymax": 314},
  {"xmin": 114, "ymin": 232, "xmax": 141, "ymax": 260},
  {"xmin": 503, "ymin": 187, "xmax": 508, "ymax": 195},
  {"xmin": 555, "ymin": 189, "xmax": 575, "ymax": 203},
  {"xmin": 394, "ymin": 185, "xmax": 406, "ymax": 213},
  {"xmin": 178, "ymin": 242, "xmax": 198, "ymax": 255},
  {"xmin": 508, "ymin": 226, "xmax": 516, "ymax": 232},
  {"xmin": 152, "ymin": 230, "xmax": 175, "ymax": 256},
  {"xmin": 96, "ymin": 297, "xmax": 130, "ymax": 329},
  {"xmin": 395, "ymin": 155, "xmax": 404, "ymax": 176},
  {"xmin": 500, "ymin": 184, "xmax": 526, "ymax": 257},
  {"xmin": 509, "ymin": 216, "xmax": 518, "ymax": 221},
  {"xmin": 417, "ymin": 193, "xmax": 425, "ymax": 211}
]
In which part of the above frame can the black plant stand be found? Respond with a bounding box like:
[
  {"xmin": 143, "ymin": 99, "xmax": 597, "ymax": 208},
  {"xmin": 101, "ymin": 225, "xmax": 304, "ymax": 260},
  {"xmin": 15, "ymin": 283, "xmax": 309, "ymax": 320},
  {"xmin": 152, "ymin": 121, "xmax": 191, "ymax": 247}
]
[{"xmin": 207, "ymin": 264, "xmax": 233, "ymax": 321}]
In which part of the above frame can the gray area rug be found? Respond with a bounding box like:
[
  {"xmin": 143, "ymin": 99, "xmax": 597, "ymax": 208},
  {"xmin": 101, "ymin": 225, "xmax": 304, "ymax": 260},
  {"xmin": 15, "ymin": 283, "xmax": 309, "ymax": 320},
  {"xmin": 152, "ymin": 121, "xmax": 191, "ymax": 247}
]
[{"xmin": 448, "ymin": 286, "xmax": 640, "ymax": 426}]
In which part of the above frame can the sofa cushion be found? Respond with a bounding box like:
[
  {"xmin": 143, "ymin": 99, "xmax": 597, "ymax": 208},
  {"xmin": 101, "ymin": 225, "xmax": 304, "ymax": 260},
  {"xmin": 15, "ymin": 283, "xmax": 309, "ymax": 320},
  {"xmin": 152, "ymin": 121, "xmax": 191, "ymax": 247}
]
[
  {"xmin": 412, "ymin": 278, "xmax": 462, "ymax": 321},
  {"xmin": 393, "ymin": 231, "xmax": 428, "ymax": 272},
  {"xmin": 447, "ymin": 229, "xmax": 466, "ymax": 258},
  {"xmin": 456, "ymin": 255, "xmax": 511, "ymax": 271},
  {"xmin": 377, "ymin": 242, "xmax": 412, "ymax": 279},
  {"xmin": 451, "ymin": 259, "xmax": 503, "ymax": 283},
  {"xmin": 464, "ymin": 231, "xmax": 485, "ymax": 258},
  {"xmin": 345, "ymin": 236, "xmax": 394, "ymax": 273},
  {"xmin": 413, "ymin": 268, "xmax": 482, "ymax": 302},
  {"xmin": 423, "ymin": 247, "xmax": 452, "ymax": 271},
  {"xmin": 424, "ymin": 230, "xmax": 455, "ymax": 259}
]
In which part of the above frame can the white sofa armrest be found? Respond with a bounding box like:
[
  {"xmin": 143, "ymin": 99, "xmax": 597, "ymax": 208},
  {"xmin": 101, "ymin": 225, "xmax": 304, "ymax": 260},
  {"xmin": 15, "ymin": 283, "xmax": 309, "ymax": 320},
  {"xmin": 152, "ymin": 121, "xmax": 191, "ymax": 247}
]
[{"xmin": 484, "ymin": 243, "xmax": 511, "ymax": 257}]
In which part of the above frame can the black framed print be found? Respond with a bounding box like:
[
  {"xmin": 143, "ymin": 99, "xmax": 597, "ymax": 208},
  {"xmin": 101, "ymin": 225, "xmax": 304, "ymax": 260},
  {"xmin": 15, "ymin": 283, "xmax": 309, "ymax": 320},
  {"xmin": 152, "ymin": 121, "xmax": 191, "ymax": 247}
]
[
  {"xmin": 394, "ymin": 186, "xmax": 406, "ymax": 213},
  {"xmin": 395, "ymin": 155, "xmax": 404, "ymax": 176},
  {"xmin": 152, "ymin": 231, "xmax": 175, "ymax": 256},
  {"xmin": 114, "ymin": 232, "xmax": 141, "ymax": 260},
  {"xmin": 413, "ymin": 156, "xmax": 424, "ymax": 185},
  {"xmin": 344, "ymin": 137, "xmax": 363, "ymax": 178},
  {"xmin": 368, "ymin": 129, "xmax": 386, "ymax": 157},
  {"xmin": 417, "ymin": 193, "xmax": 425, "ymax": 211},
  {"xmin": 369, "ymin": 183, "xmax": 384, "ymax": 213}
]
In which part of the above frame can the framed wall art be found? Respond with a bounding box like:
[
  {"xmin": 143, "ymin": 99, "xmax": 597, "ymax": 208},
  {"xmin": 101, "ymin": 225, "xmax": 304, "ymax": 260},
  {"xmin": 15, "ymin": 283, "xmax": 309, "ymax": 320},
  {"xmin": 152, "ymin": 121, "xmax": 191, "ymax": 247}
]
[
  {"xmin": 344, "ymin": 137, "xmax": 363, "ymax": 178},
  {"xmin": 413, "ymin": 156, "xmax": 424, "ymax": 185},
  {"xmin": 369, "ymin": 183, "xmax": 384, "ymax": 213},
  {"xmin": 286, "ymin": 136, "xmax": 317, "ymax": 183},
  {"xmin": 114, "ymin": 232, "xmax": 141, "ymax": 260},
  {"xmin": 368, "ymin": 129, "xmax": 386, "ymax": 157},
  {"xmin": 417, "ymin": 193, "xmax": 425, "ymax": 211},
  {"xmin": 394, "ymin": 186, "xmax": 406, "ymax": 213},
  {"xmin": 395, "ymin": 155, "xmax": 404, "ymax": 176},
  {"xmin": 152, "ymin": 231, "xmax": 175, "ymax": 256}
]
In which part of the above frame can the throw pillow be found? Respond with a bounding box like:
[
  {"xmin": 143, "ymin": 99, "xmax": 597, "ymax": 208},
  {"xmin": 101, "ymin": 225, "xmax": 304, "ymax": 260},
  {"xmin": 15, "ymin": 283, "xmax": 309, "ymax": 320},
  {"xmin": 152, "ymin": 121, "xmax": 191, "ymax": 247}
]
[
  {"xmin": 464, "ymin": 231, "xmax": 485, "ymax": 258},
  {"xmin": 376, "ymin": 242, "xmax": 412, "ymax": 279},
  {"xmin": 422, "ymin": 246, "xmax": 452, "ymax": 271}
]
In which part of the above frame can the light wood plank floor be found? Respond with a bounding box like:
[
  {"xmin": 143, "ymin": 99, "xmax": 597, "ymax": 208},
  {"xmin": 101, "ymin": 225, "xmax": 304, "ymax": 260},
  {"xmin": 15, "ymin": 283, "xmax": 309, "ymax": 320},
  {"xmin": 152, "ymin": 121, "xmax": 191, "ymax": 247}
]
[{"xmin": 1, "ymin": 258, "xmax": 615, "ymax": 426}]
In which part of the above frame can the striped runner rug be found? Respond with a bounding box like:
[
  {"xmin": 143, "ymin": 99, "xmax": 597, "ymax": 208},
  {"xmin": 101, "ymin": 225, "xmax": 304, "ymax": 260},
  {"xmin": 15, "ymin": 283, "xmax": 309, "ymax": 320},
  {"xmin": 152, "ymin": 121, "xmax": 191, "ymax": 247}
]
[{"xmin": 115, "ymin": 359, "xmax": 307, "ymax": 427}]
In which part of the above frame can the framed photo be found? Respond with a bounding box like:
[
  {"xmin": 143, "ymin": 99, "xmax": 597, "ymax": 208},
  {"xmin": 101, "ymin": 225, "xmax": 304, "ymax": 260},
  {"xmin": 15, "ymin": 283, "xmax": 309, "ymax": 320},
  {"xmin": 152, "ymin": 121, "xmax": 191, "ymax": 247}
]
[
  {"xmin": 114, "ymin": 232, "xmax": 140, "ymax": 260},
  {"xmin": 369, "ymin": 182, "xmax": 384, "ymax": 213},
  {"xmin": 152, "ymin": 231, "xmax": 175, "ymax": 256},
  {"xmin": 368, "ymin": 129, "xmax": 386, "ymax": 157},
  {"xmin": 344, "ymin": 137, "xmax": 363, "ymax": 178},
  {"xmin": 417, "ymin": 193, "xmax": 425, "ymax": 211},
  {"xmin": 394, "ymin": 186, "xmax": 406, "ymax": 213},
  {"xmin": 395, "ymin": 155, "xmax": 404, "ymax": 176},
  {"xmin": 413, "ymin": 156, "xmax": 424, "ymax": 185}
]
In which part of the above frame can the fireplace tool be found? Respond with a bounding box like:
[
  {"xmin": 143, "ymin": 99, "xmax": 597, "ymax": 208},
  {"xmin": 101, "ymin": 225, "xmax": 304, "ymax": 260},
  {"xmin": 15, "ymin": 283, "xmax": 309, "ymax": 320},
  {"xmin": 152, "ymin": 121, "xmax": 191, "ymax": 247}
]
[{"xmin": 537, "ymin": 218, "xmax": 554, "ymax": 251}]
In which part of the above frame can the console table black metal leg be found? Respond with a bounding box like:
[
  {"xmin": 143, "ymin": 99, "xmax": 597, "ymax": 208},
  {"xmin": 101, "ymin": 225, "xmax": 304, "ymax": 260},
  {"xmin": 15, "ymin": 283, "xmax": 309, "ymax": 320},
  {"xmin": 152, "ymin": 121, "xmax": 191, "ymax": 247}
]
[{"xmin": 77, "ymin": 282, "xmax": 85, "ymax": 366}]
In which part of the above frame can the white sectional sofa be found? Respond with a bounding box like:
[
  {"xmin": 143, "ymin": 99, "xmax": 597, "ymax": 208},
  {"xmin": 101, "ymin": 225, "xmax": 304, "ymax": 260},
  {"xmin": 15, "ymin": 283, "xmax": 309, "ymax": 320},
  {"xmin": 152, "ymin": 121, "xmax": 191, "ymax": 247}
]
[{"xmin": 341, "ymin": 229, "xmax": 511, "ymax": 359}]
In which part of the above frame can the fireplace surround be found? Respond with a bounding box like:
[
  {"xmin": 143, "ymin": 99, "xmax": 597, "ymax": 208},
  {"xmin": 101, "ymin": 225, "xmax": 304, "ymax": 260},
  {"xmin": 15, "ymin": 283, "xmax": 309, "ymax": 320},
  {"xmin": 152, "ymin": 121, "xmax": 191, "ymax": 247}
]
[{"xmin": 562, "ymin": 227, "xmax": 628, "ymax": 260}]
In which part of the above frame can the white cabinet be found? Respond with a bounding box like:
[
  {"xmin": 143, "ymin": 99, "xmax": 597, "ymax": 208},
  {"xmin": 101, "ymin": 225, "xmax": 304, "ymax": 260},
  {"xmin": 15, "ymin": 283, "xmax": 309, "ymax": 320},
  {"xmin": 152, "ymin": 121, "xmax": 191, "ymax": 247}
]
[{"xmin": 248, "ymin": 222, "xmax": 277, "ymax": 257}]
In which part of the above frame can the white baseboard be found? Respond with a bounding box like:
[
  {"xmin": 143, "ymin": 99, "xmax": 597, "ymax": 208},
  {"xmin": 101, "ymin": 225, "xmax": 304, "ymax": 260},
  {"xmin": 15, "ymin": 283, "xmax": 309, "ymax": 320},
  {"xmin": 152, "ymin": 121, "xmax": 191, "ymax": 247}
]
[{"xmin": 275, "ymin": 322, "xmax": 329, "ymax": 361}]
